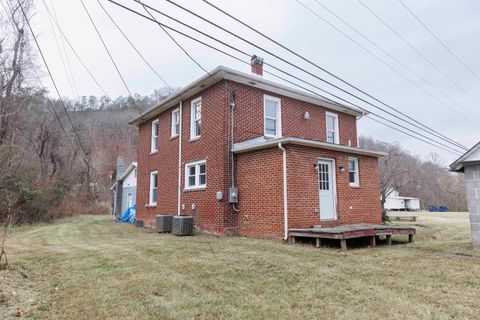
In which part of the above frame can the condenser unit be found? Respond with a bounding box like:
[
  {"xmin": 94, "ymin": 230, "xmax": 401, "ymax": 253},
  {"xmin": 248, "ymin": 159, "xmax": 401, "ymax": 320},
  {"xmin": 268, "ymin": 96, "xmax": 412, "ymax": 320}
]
[
  {"xmin": 172, "ymin": 216, "xmax": 194, "ymax": 236},
  {"xmin": 155, "ymin": 215, "xmax": 173, "ymax": 233}
]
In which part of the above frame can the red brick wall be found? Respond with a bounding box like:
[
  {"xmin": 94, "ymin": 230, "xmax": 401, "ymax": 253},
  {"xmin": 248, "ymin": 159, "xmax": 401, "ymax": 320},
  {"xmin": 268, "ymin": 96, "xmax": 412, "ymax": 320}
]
[
  {"xmin": 136, "ymin": 78, "xmax": 376, "ymax": 238},
  {"xmin": 236, "ymin": 145, "xmax": 382, "ymax": 239},
  {"xmin": 227, "ymin": 81, "xmax": 358, "ymax": 146}
]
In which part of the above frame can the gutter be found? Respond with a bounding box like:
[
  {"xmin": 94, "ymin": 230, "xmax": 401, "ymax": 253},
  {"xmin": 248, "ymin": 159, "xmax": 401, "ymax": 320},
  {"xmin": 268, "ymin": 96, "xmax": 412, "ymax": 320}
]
[
  {"xmin": 177, "ymin": 100, "xmax": 183, "ymax": 215},
  {"xmin": 278, "ymin": 143, "xmax": 289, "ymax": 241}
]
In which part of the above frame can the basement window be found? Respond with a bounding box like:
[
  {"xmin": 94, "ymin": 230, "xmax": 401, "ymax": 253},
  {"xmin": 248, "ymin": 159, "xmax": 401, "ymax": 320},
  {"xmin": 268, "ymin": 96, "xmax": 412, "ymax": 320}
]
[
  {"xmin": 190, "ymin": 97, "xmax": 202, "ymax": 140},
  {"xmin": 171, "ymin": 108, "xmax": 180, "ymax": 138},
  {"xmin": 264, "ymin": 95, "xmax": 282, "ymax": 138},
  {"xmin": 151, "ymin": 119, "xmax": 159, "ymax": 153},
  {"xmin": 185, "ymin": 160, "xmax": 206, "ymax": 190},
  {"xmin": 348, "ymin": 157, "xmax": 359, "ymax": 187},
  {"xmin": 149, "ymin": 171, "xmax": 158, "ymax": 205},
  {"xmin": 326, "ymin": 112, "xmax": 339, "ymax": 144}
]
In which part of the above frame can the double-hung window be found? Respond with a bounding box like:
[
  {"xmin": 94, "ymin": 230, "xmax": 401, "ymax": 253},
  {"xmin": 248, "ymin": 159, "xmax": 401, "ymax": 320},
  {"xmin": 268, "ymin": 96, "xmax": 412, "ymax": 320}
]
[
  {"xmin": 151, "ymin": 119, "xmax": 159, "ymax": 153},
  {"xmin": 348, "ymin": 157, "xmax": 359, "ymax": 187},
  {"xmin": 185, "ymin": 160, "xmax": 206, "ymax": 190},
  {"xmin": 264, "ymin": 95, "xmax": 281, "ymax": 138},
  {"xmin": 149, "ymin": 171, "xmax": 158, "ymax": 205},
  {"xmin": 190, "ymin": 97, "xmax": 201, "ymax": 140},
  {"xmin": 171, "ymin": 108, "xmax": 180, "ymax": 138},
  {"xmin": 326, "ymin": 112, "xmax": 339, "ymax": 144}
]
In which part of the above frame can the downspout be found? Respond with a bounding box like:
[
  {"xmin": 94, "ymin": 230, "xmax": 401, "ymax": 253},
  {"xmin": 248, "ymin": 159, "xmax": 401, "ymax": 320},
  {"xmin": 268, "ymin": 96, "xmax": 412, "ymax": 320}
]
[
  {"xmin": 278, "ymin": 143, "xmax": 288, "ymax": 240},
  {"xmin": 177, "ymin": 100, "xmax": 183, "ymax": 216}
]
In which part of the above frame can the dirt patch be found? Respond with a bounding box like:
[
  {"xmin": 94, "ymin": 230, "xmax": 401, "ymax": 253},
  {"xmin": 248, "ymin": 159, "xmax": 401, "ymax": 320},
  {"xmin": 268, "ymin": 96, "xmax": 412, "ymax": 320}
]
[{"xmin": 0, "ymin": 268, "xmax": 38, "ymax": 319}]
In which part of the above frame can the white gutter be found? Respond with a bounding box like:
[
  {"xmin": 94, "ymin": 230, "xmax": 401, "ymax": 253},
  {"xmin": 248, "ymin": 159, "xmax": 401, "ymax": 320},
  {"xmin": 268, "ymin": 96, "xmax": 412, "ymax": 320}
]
[
  {"xmin": 177, "ymin": 100, "xmax": 183, "ymax": 216},
  {"xmin": 278, "ymin": 143, "xmax": 288, "ymax": 240}
]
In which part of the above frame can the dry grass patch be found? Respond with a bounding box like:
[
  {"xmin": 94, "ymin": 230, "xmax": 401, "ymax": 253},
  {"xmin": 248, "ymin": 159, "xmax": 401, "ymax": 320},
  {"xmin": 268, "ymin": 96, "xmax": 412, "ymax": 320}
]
[{"xmin": 3, "ymin": 213, "xmax": 480, "ymax": 319}]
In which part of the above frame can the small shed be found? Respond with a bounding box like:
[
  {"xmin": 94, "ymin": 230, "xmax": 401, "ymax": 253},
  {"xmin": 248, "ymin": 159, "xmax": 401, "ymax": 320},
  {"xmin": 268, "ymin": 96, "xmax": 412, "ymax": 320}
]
[
  {"xmin": 111, "ymin": 157, "xmax": 137, "ymax": 217},
  {"xmin": 450, "ymin": 141, "xmax": 480, "ymax": 249},
  {"xmin": 384, "ymin": 189, "xmax": 421, "ymax": 211}
]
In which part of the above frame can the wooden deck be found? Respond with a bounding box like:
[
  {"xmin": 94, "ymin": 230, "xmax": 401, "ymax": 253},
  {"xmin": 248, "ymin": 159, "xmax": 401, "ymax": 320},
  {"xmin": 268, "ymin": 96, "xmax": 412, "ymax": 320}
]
[{"xmin": 288, "ymin": 224, "xmax": 415, "ymax": 250}]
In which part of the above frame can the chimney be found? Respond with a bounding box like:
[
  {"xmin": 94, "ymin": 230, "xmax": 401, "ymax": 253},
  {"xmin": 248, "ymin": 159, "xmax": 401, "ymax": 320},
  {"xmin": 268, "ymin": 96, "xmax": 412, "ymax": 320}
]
[
  {"xmin": 114, "ymin": 156, "xmax": 125, "ymax": 217},
  {"xmin": 251, "ymin": 55, "xmax": 264, "ymax": 76}
]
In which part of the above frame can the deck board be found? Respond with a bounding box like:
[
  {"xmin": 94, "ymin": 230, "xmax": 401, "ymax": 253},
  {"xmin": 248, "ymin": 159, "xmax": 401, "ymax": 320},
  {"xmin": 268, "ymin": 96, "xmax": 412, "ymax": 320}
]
[{"xmin": 288, "ymin": 224, "xmax": 415, "ymax": 250}]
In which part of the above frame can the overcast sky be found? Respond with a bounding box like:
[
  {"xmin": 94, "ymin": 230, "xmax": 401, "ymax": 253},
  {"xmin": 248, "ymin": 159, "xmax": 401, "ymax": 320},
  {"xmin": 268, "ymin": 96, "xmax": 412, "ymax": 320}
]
[{"xmin": 26, "ymin": 0, "xmax": 480, "ymax": 165}]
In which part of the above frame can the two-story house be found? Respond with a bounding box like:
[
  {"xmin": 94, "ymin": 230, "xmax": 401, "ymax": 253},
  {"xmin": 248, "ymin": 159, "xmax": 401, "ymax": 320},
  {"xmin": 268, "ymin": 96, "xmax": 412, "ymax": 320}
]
[{"xmin": 130, "ymin": 56, "xmax": 385, "ymax": 239}]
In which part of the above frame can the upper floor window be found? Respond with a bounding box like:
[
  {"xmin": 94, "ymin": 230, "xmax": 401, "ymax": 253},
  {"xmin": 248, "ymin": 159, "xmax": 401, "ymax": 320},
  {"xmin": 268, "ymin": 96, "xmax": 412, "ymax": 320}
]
[
  {"xmin": 264, "ymin": 95, "xmax": 282, "ymax": 138},
  {"xmin": 326, "ymin": 112, "xmax": 339, "ymax": 144},
  {"xmin": 190, "ymin": 97, "xmax": 201, "ymax": 140},
  {"xmin": 151, "ymin": 119, "xmax": 159, "ymax": 153},
  {"xmin": 149, "ymin": 171, "xmax": 158, "ymax": 205},
  {"xmin": 348, "ymin": 157, "xmax": 359, "ymax": 187},
  {"xmin": 185, "ymin": 160, "xmax": 206, "ymax": 190},
  {"xmin": 171, "ymin": 108, "xmax": 180, "ymax": 138}
]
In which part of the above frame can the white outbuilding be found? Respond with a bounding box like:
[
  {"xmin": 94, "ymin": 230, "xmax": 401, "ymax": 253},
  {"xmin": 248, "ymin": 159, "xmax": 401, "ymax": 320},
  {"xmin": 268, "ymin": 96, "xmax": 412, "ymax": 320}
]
[{"xmin": 384, "ymin": 189, "xmax": 421, "ymax": 211}]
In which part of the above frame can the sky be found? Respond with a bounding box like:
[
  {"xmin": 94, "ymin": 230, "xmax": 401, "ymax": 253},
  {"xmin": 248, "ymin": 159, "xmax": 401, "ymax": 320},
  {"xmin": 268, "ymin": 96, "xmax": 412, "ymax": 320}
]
[{"xmin": 21, "ymin": 0, "xmax": 480, "ymax": 165}]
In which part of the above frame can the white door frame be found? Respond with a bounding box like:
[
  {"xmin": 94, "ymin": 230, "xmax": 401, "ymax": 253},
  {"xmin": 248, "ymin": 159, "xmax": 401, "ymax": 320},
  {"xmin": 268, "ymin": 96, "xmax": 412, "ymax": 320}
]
[{"xmin": 317, "ymin": 157, "xmax": 338, "ymax": 221}]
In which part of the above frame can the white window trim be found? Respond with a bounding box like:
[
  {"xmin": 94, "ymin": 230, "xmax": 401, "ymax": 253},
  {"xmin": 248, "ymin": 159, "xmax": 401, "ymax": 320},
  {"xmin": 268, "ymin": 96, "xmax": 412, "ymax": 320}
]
[
  {"xmin": 263, "ymin": 95, "xmax": 282, "ymax": 138},
  {"xmin": 184, "ymin": 160, "xmax": 206, "ymax": 190},
  {"xmin": 348, "ymin": 157, "xmax": 360, "ymax": 187},
  {"xmin": 326, "ymin": 112, "xmax": 339, "ymax": 144},
  {"xmin": 149, "ymin": 171, "xmax": 158, "ymax": 205},
  {"xmin": 151, "ymin": 119, "xmax": 159, "ymax": 153},
  {"xmin": 190, "ymin": 97, "xmax": 201, "ymax": 140},
  {"xmin": 171, "ymin": 108, "xmax": 180, "ymax": 138}
]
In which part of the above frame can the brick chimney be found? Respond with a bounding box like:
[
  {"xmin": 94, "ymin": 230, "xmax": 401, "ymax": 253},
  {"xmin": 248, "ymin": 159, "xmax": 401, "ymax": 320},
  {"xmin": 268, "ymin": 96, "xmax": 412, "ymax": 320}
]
[
  {"xmin": 251, "ymin": 55, "xmax": 264, "ymax": 76},
  {"xmin": 114, "ymin": 156, "xmax": 125, "ymax": 217}
]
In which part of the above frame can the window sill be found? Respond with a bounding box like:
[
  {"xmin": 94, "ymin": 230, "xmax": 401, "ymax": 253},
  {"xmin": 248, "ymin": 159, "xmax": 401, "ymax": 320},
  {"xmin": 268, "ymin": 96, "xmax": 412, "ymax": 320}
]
[
  {"xmin": 189, "ymin": 137, "xmax": 201, "ymax": 142},
  {"xmin": 145, "ymin": 204, "xmax": 157, "ymax": 208},
  {"xmin": 170, "ymin": 135, "xmax": 179, "ymax": 140},
  {"xmin": 184, "ymin": 187, "xmax": 206, "ymax": 192},
  {"xmin": 349, "ymin": 184, "xmax": 361, "ymax": 188},
  {"xmin": 150, "ymin": 150, "xmax": 158, "ymax": 155}
]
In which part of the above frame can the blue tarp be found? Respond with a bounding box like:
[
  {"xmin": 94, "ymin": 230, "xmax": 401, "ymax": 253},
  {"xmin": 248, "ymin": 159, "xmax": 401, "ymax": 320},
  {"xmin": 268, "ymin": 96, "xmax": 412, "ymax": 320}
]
[
  {"xmin": 116, "ymin": 205, "xmax": 136, "ymax": 223},
  {"xmin": 428, "ymin": 205, "xmax": 449, "ymax": 212}
]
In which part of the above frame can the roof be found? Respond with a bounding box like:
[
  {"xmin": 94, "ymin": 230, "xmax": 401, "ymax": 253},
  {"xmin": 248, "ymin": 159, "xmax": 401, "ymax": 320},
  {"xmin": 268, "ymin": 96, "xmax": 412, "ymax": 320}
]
[
  {"xmin": 232, "ymin": 136, "xmax": 387, "ymax": 157},
  {"xmin": 110, "ymin": 162, "xmax": 137, "ymax": 190},
  {"xmin": 129, "ymin": 66, "xmax": 366, "ymax": 126},
  {"xmin": 450, "ymin": 141, "xmax": 480, "ymax": 172}
]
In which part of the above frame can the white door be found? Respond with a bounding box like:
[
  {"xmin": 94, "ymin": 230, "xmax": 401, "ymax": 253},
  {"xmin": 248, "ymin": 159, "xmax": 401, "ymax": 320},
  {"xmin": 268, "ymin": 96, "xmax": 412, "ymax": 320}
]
[
  {"xmin": 318, "ymin": 160, "xmax": 337, "ymax": 220},
  {"xmin": 127, "ymin": 194, "xmax": 133, "ymax": 208}
]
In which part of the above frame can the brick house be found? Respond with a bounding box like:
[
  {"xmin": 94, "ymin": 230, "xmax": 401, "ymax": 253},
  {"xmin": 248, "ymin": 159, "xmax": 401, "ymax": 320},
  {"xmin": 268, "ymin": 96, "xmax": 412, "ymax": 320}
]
[{"xmin": 130, "ymin": 57, "xmax": 385, "ymax": 239}]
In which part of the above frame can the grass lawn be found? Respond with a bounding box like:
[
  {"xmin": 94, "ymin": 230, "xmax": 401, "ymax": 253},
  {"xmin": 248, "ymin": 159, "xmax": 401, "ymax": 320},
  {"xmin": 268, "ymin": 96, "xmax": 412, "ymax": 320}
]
[{"xmin": 2, "ymin": 212, "xmax": 479, "ymax": 319}]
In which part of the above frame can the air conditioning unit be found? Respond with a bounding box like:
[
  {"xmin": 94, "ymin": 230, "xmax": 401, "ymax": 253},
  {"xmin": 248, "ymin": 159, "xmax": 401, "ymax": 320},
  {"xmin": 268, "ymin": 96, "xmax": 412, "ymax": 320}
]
[
  {"xmin": 172, "ymin": 216, "xmax": 194, "ymax": 236},
  {"xmin": 155, "ymin": 215, "xmax": 173, "ymax": 233}
]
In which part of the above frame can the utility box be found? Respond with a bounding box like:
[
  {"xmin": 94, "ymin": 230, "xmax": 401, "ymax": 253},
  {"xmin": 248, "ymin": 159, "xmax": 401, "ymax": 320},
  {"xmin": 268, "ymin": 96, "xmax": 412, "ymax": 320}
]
[
  {"xmin": 172, "ymin": 216, "xmax": 194, "ymax": 236},
  {"xmin": 228, "ymin": 187, "xmax": 239, "ymax": 203}
]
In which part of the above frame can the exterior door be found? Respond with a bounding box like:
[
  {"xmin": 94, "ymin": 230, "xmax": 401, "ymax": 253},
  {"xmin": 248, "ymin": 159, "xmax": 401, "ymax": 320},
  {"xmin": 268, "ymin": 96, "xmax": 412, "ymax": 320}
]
[
  {"xmin": 318, "ymin": 160, "xmax": 337, "ymax": 220},
  {"xmin": 127, "ymin": 193, "xmax": 133, "ymax": 208}
]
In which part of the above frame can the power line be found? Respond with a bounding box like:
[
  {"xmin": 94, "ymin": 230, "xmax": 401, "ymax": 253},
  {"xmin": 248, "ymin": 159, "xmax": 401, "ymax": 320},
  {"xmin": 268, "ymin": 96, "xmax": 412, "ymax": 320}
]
[
  {"xmin": 16, "ymin": 0, "xmax": 97, "ymax": 175},
  {"xmin": 397, "ymin": 0, "xmax": 480, "ymax": 82},
  {"xmin": 298, "ymin": 0, "xmax": 480, "ymax": 128},
  {"xmin": 137, "ymin": 2, "xmax": 211, "ymax": 75},
  {"xmin": 96, "ymin": 0, "xmax": 173, "ymax": 90},
  {"xmin": 134, "ymin": 0, "xmax": 467, "ymax": 151},
  {"xmin": 78, "ymin": 0, "xmax": 139, "ymax": 110},
  {"xmin": 104, "ymin": 0, "xmax": 465, "ymax": 155},
  {"xmin": 48, "ymin": 0, "xmax": 79, "ymax": 97},
  {"xmin": 356, "ymin": 0, "xmax": 480, "ymax": 111},
  {"xmin": 40, "ymin": 0, "xmax": 109, "ymax": 97}
]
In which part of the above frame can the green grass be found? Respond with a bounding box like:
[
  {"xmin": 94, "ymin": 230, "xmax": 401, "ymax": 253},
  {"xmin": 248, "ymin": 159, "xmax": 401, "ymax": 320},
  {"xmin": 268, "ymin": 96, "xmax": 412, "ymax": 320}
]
[{"xmin": 5, "ymin": 212, "xmax": 480, "ymax": 319}]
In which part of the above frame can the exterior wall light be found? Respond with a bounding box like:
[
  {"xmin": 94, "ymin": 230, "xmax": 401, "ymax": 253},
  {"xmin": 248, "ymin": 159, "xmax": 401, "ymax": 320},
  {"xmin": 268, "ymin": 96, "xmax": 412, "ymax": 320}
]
[{"xmin": 303, "ymin": 111, "xmax": 310, "ymax": 120}]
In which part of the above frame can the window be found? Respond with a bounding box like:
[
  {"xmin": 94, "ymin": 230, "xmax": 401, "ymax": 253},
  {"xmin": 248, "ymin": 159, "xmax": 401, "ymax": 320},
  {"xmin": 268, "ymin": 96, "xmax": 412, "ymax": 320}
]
[
  {"xmin": 149, "ymin": 171, "xmax": 158, "ymax": 205},
  {"xmin": 190, "ymin": 97, "xmax": 201, "ymax": 139},
  {"xmin": 171, "ymin": 108, "xmax": 180, "ymax": 138},
  {"xmin": 264, "ymin": 95, "xmax": 281, "ymax": 138},
  {"xmin": 326, "ymin": 112, "xmax": 339, "ymax": 144},
  {"xmin": 348, "ymin": 157, "xmax": 359, "ymax": 187},
  {"xmin": 151, "ymin": 119, "xmax": 159, "ymax": 153},
  {"xmin": 185, "ymin": 160, "xmax": 206, "ymax": 190}
]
